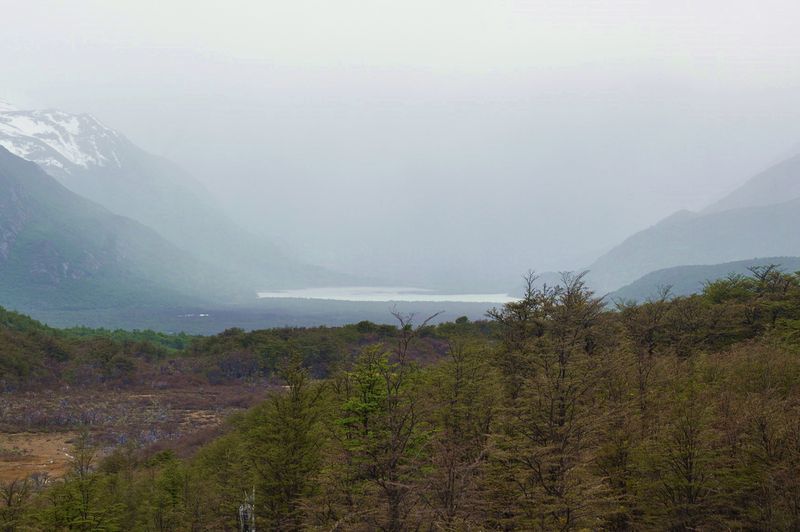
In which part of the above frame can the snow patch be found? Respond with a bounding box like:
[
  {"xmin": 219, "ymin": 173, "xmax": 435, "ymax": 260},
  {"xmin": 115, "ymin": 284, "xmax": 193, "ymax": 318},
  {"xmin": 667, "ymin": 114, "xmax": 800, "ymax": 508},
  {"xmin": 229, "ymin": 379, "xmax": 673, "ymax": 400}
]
[{"xmin": 0, "ymin": 108, "xmax": 125, "ymax": 172}]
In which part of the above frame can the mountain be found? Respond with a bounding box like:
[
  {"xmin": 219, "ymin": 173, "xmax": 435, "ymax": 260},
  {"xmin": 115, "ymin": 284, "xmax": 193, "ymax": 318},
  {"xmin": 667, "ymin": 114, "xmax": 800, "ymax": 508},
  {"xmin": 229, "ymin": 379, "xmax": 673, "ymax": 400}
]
[
  {"xmin": 705, "ymin": 153, "xmax": 800, "ymax": 213},
  {"xmin": 584, "ymin": 152, "xmax": 800, "ymax": 293},
  {"xmin": 586, "ymin": 197, "xmax": 800, "ymax": 292},
  {"xmin": 0, "ymin": 145, "xmax": 248, "ymax": 311},
  {"xmin": 0, "ymin": 103, "xmax": 347, "ymax": 290},
  {"xmin": 610, "ymin": 256, "xmax": 800, "ymax": 302}
]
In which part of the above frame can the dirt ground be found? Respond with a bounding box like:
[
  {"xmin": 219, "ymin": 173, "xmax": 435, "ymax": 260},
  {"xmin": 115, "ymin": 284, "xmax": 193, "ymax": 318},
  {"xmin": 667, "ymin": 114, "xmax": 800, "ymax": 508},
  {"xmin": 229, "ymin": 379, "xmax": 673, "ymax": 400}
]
[
  {"xmin": 0, "ymin": 384, "xmax": 270, "ymax": 483},
  {"xmin": 0, "ymin": 431, "xmax": 78, "ymax": 483}
]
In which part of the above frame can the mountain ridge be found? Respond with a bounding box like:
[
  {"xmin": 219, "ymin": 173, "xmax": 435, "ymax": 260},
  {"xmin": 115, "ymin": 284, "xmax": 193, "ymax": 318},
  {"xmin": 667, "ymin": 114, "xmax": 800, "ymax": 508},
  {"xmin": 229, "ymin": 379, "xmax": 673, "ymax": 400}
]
[
  {"xmin": 705, "ymin": 152, "xmax": 800, "ymax": 213},
  {"xmin": 580, "ymin": 148, "xmax": 800, "ymax": 293},
  {"xmin": 585, "ymin": 197, "xmax": 800, "ymax": 292},
  {"xmin": 610, "ymin": 256, "xmax": 800, "ymax": 302},
  {"xmin": 0, "ymin": 103, "xmax": 353, "ymax": 291}
]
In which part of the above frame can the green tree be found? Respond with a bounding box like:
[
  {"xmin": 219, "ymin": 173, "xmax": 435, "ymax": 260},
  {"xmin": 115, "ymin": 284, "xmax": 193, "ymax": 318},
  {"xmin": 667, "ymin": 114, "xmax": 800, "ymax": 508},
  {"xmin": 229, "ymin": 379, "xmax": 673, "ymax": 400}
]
[
  {"xmin": 331, "ymin": 314, "xmax": 435, "ymax": 531},
  {"xmin": 39, "ymin": 431, "xmax": 121, "ymax": 531},
  {"xmin": 424, "ymin": 340, "xmax": 497, "ymax": 528},
  {"xmin": 245, "ymin": 355, "xmax": 325, "ymax": 530},
  {"xmin": 0, "ymin": 478, "xmax": 30, "ymax": 532},
  {"xmin": 489, "ymin": 272, "xmax": 613, "ymax": 530}
]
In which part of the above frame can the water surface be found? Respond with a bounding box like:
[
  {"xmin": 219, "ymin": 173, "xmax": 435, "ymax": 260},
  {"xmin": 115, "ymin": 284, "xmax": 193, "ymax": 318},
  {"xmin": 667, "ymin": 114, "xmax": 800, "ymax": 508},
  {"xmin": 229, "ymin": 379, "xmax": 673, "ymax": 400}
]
[{"xmin": 257, "ymin": 286, "xmax": 517, "ymax": 303}]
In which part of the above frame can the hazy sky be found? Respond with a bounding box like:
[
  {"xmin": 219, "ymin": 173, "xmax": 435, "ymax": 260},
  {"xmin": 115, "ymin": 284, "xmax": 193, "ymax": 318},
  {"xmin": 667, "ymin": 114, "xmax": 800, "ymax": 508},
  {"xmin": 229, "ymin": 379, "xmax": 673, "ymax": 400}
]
[{"xmin": 3, "ymin": 0, "xmax": 800, "ymax": 288}]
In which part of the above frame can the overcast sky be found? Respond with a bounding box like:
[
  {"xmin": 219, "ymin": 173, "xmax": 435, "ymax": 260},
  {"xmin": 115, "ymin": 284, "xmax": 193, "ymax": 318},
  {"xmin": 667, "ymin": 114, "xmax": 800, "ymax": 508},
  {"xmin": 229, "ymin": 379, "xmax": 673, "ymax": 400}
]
[{"xmin": 3, "ymin": 0, "xmax": 800, "ymax": 288}]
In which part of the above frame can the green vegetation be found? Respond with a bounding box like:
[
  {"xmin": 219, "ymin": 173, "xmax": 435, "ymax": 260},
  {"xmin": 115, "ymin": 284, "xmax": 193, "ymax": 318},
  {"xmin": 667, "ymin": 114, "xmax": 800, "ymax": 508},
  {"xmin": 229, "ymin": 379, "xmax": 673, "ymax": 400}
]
[
  {"xmin": 0, "ymin": 304, "xmax": 479, "ymax": 390},
  {"xmin": 0, "ymin": 307, "xmax": 178, "ymax": 390},
  {"xmin": 3, "ymin": 266, "xmax": 800, "ymax": 529}
]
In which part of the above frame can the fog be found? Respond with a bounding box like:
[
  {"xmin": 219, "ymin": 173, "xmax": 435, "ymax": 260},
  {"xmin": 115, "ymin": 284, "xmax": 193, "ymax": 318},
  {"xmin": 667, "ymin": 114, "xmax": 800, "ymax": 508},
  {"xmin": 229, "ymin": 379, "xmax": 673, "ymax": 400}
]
[{"xmin": 4, "ymin": 0, "xmax": 800, "ymax": 290}]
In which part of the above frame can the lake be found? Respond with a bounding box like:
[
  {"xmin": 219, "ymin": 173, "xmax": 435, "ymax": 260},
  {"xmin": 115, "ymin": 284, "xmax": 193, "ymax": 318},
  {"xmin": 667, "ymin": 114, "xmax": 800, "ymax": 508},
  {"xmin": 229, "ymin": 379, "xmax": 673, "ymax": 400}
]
[{"xmin": 257, "ymin": 286, "xmax": 517, "ymax": 303}]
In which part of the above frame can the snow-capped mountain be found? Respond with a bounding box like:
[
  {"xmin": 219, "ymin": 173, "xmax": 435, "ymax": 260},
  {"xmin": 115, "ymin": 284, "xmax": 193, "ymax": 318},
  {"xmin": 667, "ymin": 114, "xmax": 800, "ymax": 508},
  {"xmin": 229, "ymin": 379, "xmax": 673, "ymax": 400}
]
[
  {"xmin": 0, "ymin": 103, "xmax": 124, "ymax": 178},
  {"xmin": 0, "ymin": 100, "xmax": 350, "ymax": 291}
]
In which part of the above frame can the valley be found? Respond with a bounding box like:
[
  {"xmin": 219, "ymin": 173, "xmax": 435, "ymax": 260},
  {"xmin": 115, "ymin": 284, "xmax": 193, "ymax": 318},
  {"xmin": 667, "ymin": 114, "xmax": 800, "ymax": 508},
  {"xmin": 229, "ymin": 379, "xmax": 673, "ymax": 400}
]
[
  {"xmin": 3, "ymin": 100, "xmax": 800, "ymax": 331},
  {"xmin": 3, "ymin": 5, "xmax": 800, "ymax": 527}
]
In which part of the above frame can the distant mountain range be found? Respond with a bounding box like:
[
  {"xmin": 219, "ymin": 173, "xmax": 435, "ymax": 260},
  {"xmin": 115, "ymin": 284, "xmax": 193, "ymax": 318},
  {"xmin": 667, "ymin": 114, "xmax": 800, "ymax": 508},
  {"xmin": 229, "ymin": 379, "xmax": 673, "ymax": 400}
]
[
  {"xmin": 0, "ymin": 102, "xmax": 348, "ymax": 293},
  {"xmin": 583, "ymin": 151, "xmax": 800, "ymax": 294},
  {"xmin": 2, "ymin": 98, "xmax": 800, "ymax": 324}
]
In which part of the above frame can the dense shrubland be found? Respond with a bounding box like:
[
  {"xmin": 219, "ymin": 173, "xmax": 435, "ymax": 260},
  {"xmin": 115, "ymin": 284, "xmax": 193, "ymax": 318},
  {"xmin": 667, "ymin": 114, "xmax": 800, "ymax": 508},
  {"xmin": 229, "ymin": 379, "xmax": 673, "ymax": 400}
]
[
  {"xmin": 0, "ymin": 312, "xmax": 472, "ymax": 392},
  {"xmin": 3, "ymin": 266, "xmax": 800, "ymax": 530}
]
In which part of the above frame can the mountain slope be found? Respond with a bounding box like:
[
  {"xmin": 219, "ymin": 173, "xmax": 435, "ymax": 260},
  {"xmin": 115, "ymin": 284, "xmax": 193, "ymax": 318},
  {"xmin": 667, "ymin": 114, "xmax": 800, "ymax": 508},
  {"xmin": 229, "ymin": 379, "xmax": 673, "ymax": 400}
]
[
  {"xmin": 583, "ymin": 149, "xmax": 800, "ymax": 293},
  {"xmin": 0, "ymin": 104, "xmax": 348, "ymax": 290},
  {"xmin": 0, "ymin": 146, "xmax": 247, "ymax": 311},
  {"xmin": 586, "ymin": 197, "xmax": 800, "ymax": 293},
  {"xmin": 706, "ymin": 153, "xmax": 800, "ymax": 213},
  {"xmin": 610, "ymin": 256, "xmax": 800, "ymax": 302}
]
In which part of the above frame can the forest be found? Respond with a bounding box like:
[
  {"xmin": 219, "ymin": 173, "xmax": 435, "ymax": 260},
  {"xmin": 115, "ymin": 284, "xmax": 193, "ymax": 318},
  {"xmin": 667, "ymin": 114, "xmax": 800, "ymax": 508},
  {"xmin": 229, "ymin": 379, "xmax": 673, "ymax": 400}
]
[{"xmin": 2, "ymin": 266, "xmax": 800, "ymax": 530}]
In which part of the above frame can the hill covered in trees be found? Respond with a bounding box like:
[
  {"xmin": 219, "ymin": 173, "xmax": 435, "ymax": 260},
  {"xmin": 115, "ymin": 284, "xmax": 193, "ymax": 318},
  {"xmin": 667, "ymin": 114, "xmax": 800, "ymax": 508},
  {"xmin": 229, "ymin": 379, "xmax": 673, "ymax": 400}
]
[{"xmin": 2, "ymin": 266, "xmax": 800, "ymax": 529}]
